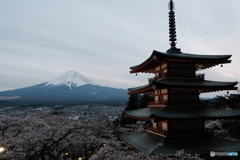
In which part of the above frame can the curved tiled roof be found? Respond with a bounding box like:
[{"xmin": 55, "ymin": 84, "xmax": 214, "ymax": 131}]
[
  {"xmin": 154, "ymin": 77, "xmax": 238, "ymax": 88},
  {"xmin": 153, "ymin": 50, "xmax": 231, "ymax": 60},
  {"xmin": 124, "ymin": 107, "xmax": 164, "ymax": 119},
  {"xmin": 120, "ymin": 132, "xmax": 165, "ymax": 153},
  {"xmin": 130, "ymin": 50, "xmax": 232, "ymax": 72},
  {"xmin": 128, "ymin": 83, "xmax": 151, "ymax": 92},
  {"xmin": 128, "ymin": 77, "xmax": 237, "ymax": 93},
  {"xmin": 120, "ymin": 132, "xmax": 240, "ymax": 155},
  {"xmin": 153, "ymin": 106, "xmax": 240, "ymax": 119},
  {"xmin": 124, "ymin": 106, "xmax": 240, "ymax": 120}
]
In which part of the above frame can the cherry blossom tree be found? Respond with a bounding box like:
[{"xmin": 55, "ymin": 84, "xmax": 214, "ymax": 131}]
[
  {"xmin": 90, "ymin": 145, "xmax": 202, "ymax": 160},
  {"xmin": 0, "ymin": 113, "xmax": 113, "ymax": 160}
]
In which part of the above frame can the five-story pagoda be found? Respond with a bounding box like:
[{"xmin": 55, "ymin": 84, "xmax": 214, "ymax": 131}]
[{"xmin": 121, "ymin": 0, "xmax": 240, "ymax": 156}]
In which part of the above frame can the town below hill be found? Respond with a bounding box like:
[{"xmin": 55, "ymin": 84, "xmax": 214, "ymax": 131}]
[{"xmin": 0, "ymin": 105, "xmax": 125, "ymax": 122}]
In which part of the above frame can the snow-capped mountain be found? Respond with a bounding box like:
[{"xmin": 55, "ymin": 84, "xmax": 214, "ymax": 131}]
[
  {"xmin": 45, "ymin": 71, "xmax": 96, "ymax": 89},
  {"xmin": 0, "ymin": 71, "xmax": 128, "ymax": 105}
]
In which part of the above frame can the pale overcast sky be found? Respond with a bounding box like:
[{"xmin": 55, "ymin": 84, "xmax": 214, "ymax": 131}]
[{"xmin": 0, "ymin": 0, "xmax": 240, "ymax": 98}]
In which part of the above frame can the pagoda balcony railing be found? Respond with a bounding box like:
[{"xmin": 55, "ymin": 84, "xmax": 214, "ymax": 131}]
[
  {"xmin": 148, "ymin": 73, "xmax": 168, "ymax": 83},
  {"xmin": 148, "ymin": 100, "xmax": 168, "ymax": 105},
  {"xmin": 148, "ymin": 73, "xmax": 205, "ymax": 83},
  {"xmin": 146, "ymin": 126, "xmax": 168, "ymax": 136},
  {"xmin": 169, "ymin": 73, "xmax": 205, "ymax": 79},
  {"xmin": 168, "ymin": 73, "xmax": 192, "ymax": 78}
]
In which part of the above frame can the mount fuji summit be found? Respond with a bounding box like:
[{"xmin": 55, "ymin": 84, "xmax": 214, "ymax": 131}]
[
  {"xmin": 0, "ymin": 71, "xmax": 128, "ymax": 105},
  {"xmin": 45, "ymin": 71, "xmax": 97, "ymax": 89}
]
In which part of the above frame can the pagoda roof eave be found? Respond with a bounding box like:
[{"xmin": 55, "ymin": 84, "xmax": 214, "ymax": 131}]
[
  {"xmin": 153, "ymin": 50, "xmax": 231, "ymax": 60},
  {"xmin": 124, "ymin": 115, "xmax": 153, "ymax": 121},
  {"xmin": 120, "ymin": 132, "xmax": 240, "ymax": 155},
  {"xmin": 153, "ymin": 106, "xmax": 240, "ymax": 119},
  {"xmin": 128, "ymin": 77, "xmax": 238, "ymax": 94},
  {"xmin": 130, "ymin": 52, "xmax": 159, "ymax": 73},
  {"xmin": 154, "ymin": 134, "xmax": 240, "ymax": 155},
  {"xmin": 124, "ymin": 107, "xmax": 165, "ymax": 120},
  {"xmin": 130, "ymin": 50, "xmax": 232, "ymax": 73},
  {"xmin": 154, "ymin": 77, "xmax": 238, "ymax": 88},
  {"xmin": 123, "ymin": 106, "xmax": 240, "ymax": 120},
  {"xmin": 120, "ymin": 132, "xmax": 165, "ymax": 154},
  {"xmin": 128, "ymin": 83, "xmax": 153, "ymax": 95}
]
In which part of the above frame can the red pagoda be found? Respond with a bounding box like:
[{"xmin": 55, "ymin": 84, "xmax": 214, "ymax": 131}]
[{"xmin": 121, "ymin": 0, "xmax": 240, "ymax": 156}]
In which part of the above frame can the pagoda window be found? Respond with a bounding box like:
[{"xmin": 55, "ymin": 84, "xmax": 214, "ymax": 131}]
[
  {"xmin": 155, "ymin": 90, "xmax": 161, "ymax": 94},
  {"xmin": 163, "ymin": 95, "xmax": 168, "ymax": 101},
  {"xmin": 156, "ymin": 66, "xmax": 161, "ymax": 71},
  {"xmin": 155, "ymin": 96, "xmax": 159, "ymax": 102},
  {"xmin": 161, "ymin": 63, "xmax": 167, "ymax": 69},
  {"xmin": 161, "ymin": 89, "xmax": 168, "ymax": 94},
  {"xmin": 153, "ymin": 123, "xmax": 157, "ymax": 129},
  {"xmin": 162, "ymin": 122, "xmax": 168, "ymax": 131}
]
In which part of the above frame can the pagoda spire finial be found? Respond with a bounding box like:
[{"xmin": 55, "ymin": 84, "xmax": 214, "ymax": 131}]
[{"xmin": 167, "ymin": 0, "xmax": 181, "ymax": 53}]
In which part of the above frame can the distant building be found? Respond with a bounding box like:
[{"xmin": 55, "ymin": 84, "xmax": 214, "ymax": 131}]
[{"xmin": 121, "ymin": 0, "xmax": 240, "ymax": 156}]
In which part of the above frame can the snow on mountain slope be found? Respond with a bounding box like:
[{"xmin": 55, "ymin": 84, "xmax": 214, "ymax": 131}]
[{"xmin": 45, "ymin": 71, "xmax": 96, "ymax": 89}]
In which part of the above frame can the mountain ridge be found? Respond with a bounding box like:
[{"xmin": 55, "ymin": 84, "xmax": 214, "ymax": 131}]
[{"xmin": 0, "ymin": 71, "xmax": 128, "ymax": 105}]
